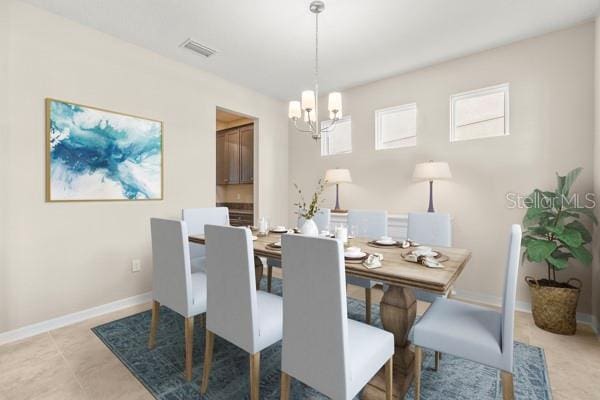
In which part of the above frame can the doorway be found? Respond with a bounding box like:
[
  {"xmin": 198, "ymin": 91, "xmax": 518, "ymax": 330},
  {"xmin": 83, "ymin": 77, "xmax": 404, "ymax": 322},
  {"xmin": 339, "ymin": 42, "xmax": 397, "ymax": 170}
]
[{"xmin": 215, "ymin": 107, "xmax": 257, "ymax": 226}]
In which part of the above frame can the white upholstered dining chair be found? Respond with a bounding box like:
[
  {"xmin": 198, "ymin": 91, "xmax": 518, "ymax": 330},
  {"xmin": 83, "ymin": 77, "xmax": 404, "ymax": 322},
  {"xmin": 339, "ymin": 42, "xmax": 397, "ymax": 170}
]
[
  {"xmin": 280, "ymin": 234, "xmax": 394, "ymax": 400},
  {"xmin": 182, "ymin": 207, "xmax": 229, "ymax": 273},
  {"xmin": 407, "ymin": 212, "xmax": 453, "ymax": 370},
  {"xmin": 266, "ymin": 208, "xmax": 331, "ymax": 293},
  {"xmin": 412, "ymin": 224, "xmax": 522, "ymax": 400},
  {"xmin": 408, "ymin": 212, "xmax": 452, "ymax": 251},
  {"xmin": 201, "ymin": 225, "xmax": 283, "ymax": 400},
  {"xmin": 148, "ymin": 218, "xmax": 207, "ymax": 381},
  {"xmin": 346, "ymin": 209, "xmax": 388, "ymax": 324},
  {"xmin": 408, "ymin": 214, "xmax": 452, "ymax": 286}
]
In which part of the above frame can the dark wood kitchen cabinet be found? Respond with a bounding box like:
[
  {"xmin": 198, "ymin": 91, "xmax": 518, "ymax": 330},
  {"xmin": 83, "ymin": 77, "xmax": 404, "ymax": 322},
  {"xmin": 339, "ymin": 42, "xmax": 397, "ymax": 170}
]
[
  {"xmin": 239, "ymin": 124, "xmax": 254, "ymax": 184},
  {"xmin": 216, "ymin": 123, "xmax": 253, "ymax": 185},
  {"xmin": 216, "ymin": 131, "xmax": 227, "ymax": 184},
  {"xmin": 225, "ymin": 129, "xmax": 240, "ymax": 184}
]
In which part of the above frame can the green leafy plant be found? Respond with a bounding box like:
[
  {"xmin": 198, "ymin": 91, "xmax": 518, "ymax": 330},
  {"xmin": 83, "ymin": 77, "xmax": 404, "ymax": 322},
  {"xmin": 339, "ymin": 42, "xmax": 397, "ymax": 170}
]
[
  {"xmin": 522, "ymin": 167, "xmax": 596, "ymax": 283},
  {"xmin": 293, "ymin": 179, "xmax": 326, "ymax": 220}
]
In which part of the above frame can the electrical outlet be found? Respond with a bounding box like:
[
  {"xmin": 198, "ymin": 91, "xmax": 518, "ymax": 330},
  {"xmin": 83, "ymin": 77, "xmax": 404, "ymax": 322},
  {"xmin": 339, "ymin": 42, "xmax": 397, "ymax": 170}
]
[
  {"xmin": 236, "ymin": 193, "xmax": 241, "ymax": 200},
  {"xmin": 131, "ymin": 259, "xmax": 141, "ymax": 273}
]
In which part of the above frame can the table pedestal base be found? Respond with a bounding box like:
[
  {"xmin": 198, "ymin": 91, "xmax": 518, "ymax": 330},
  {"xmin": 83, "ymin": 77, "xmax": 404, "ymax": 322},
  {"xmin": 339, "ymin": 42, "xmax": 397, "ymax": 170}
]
[
  {"xmin": 254, "ymin": 256, "xmax": 264, "ymax": 288},
  {"xmin": 363, "ymin": 285, "xmax": 417, "ymax": 400}
]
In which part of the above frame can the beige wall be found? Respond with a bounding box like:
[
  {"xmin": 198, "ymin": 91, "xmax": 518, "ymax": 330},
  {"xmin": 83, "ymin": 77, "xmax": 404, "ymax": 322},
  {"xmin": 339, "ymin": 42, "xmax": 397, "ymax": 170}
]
[
  {"xmin": 0, "ymin": 1, "xmax": 288, "ymax": 333},
  {"xmin": 289, "ymin": 23, "xmax": 595, "ymax": 314},
  {"xmin": 594, "ymin": 17, "xmax": 600, "ymax": 332},
  {"xmin": 0, "ymin": 0, "xmax": 9, "ymax": 332}
]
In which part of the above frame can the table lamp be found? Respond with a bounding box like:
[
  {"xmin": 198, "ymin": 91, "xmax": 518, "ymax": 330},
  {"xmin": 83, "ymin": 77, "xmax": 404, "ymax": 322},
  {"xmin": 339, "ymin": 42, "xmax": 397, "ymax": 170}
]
[
  {"xmin": 324, "ymin": 168, "xmax": 352, "ymax": 213},
  {"xmin": 412, "ymin": 161, "xmax": 452, "ymax": 212}
]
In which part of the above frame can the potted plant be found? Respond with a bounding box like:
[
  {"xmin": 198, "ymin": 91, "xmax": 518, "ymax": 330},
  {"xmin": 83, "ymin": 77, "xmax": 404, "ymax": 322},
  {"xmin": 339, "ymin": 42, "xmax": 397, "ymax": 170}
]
[
  {"xmin": 521, "ymin": 167, "xmax": 596, "ymax": 335},
  {"xmin": 293, "ymin": 179, "xmax": 326, "ymax": 236}
]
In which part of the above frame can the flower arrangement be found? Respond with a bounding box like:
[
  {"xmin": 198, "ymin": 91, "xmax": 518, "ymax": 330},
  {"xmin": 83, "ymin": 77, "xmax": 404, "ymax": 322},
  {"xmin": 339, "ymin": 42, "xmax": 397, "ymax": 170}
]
[{"xmin": 293, "ymin": 179, "xmax": 326, "ymax": 220}]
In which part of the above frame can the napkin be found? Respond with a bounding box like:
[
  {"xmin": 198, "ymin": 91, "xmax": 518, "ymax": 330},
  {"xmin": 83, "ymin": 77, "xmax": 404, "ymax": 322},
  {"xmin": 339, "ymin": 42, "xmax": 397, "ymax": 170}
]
[
  {"xmin": 363, "ymin": 253, "xmax": 384, "ymax": 269},
  {"xmin": 422, "ymin": 257, "xmax": 442, "ymax": 268}
]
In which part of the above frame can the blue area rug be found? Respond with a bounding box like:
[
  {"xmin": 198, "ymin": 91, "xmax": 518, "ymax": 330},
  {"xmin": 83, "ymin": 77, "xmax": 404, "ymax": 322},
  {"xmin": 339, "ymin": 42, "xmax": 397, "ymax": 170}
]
[{"xmin": 92, "ymin": 278, "xmax": 552, "ymax": 399}]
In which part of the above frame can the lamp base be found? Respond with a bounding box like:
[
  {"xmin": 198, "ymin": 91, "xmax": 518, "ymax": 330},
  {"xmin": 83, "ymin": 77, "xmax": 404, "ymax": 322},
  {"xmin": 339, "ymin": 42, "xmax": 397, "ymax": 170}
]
[
  {"xmin": 332, "ymin": 183, "xmax": 347, "ymax": 214},
  {"xmin": 331, "ymin": 208, "xmax": 348, "ymax": 214},
  {"xmin": 427, "ymin": 180, "xmax": 435, "ymax": 213}
]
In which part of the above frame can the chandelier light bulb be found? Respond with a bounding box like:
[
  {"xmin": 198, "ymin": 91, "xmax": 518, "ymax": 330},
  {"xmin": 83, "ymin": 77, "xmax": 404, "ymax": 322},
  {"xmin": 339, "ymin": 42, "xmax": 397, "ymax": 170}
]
[
  {"xmin": 301, "ymin": 90, "xmax": 316, "ymax": 111},
  {"xmin": 288, "ymin": 101, "xmax": 302, "ymax": 119},
  {"xmin": 328, "ymin": 92, "xmax": 342, "ymax": 113}
]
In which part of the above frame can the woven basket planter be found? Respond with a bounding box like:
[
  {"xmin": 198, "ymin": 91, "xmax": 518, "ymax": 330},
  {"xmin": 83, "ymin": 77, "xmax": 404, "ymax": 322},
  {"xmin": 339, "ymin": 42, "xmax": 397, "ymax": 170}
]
[{"xmin": 525, "ymin": 276, "xmax": 581, "ymax": 335}]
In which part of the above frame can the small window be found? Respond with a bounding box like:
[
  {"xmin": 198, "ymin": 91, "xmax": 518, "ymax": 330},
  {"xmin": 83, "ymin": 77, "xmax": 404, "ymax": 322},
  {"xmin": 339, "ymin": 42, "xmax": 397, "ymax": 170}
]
[
  {"xmin": 450, "ymin": 83, "xmax": 509, "ymax": 142},
  {"xmin": 375, "ymin": 103, "xmax": 417, "ymax": 150},
  {"xmin": 321, "ymin": 116, "xmax": 352, "ymax": 156}
]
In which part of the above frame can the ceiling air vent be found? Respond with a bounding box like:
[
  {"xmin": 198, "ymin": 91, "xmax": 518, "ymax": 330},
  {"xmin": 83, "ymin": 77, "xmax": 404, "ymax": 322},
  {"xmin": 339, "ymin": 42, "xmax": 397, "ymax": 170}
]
[{"xmin": 180, "ymin": 38, "xmax": 217, "ymax": 58}]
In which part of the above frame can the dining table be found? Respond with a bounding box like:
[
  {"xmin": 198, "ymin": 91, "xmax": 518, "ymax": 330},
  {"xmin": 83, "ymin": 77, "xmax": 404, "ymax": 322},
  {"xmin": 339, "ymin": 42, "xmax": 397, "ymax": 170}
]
[{"xmin": 189, "ymin": 231, "xmax": 472, "ymax": 400}]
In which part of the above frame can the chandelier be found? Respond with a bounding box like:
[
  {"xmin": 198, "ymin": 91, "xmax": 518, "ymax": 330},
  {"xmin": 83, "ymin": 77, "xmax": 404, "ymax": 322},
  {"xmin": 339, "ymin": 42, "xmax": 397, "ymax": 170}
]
[{"xmin": 288, "ymin": 1, "xmax": 342, "ymax": 141}]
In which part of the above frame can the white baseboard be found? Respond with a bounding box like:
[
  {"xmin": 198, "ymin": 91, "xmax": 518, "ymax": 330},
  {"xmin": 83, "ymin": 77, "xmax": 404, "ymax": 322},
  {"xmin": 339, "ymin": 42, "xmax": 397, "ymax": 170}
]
[
  {"xmin": 0, "ymin": 291, "xmax": 152, "ymax": 346},
  {"xmin": 453, "ymin": 289, "xmax": 593, "ymax": 326}
]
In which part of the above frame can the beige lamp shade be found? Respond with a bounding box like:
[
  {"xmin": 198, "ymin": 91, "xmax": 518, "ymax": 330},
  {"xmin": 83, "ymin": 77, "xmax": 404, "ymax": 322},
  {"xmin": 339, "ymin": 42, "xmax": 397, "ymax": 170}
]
[
  {"xmin": 412, "ymin": 161, "xmax": 452, "ymax": 182},
  {"xmin": 324, "ymin": 168, "xmax": 352, "ymax": 184}
]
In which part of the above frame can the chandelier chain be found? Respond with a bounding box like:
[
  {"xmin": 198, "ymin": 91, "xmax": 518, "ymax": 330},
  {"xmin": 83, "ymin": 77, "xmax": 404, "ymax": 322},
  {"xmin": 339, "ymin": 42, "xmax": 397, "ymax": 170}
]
[{"xmin": 314, "ymin": 11, "xmax": 320, "ymax": 138}]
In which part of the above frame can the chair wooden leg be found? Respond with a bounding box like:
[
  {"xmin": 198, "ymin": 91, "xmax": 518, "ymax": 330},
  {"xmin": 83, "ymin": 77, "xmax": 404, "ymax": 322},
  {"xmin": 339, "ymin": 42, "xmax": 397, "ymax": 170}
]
[
  {"xmin": 254, "ymin": 256, "xmax": 264, "ymax": 288},
  {"xmin": 280, "ymin": 371, "xmax": 291, "ymax": 400},
  {"xmin": 249, "ymin": 352, "xmax": 261, "ymax": 400},
  {"xmin": 385, "ymin": 357, "xmax": 393, "ymax": 400},
  {"xmin": 267, "ymin": 265, "xmax": 273, "ymax": 293},
  {"xmin": 414, "ymin": 346, "xmax": 422, "ymax": 400},
  {"xmin": 365, "ymin": 288, "xmax": 372, "ymax": 324},
  {"xmin": 200, "ymin": 330, "xmax": 215, "ymax": 394},
  {"xmin": 184, "ymin": 316, "xmax": 194, "ymax": 381},
  {"xmin": 148, "ymin": 300, "xmax": 160, "ymax": 349},
  {"xmin": 434, "ymin": 351, "xmax": 441, "ymax": 372},
  {"xmin": 501, "ymin": 371, "xmax": 514, "ymax": 400}
]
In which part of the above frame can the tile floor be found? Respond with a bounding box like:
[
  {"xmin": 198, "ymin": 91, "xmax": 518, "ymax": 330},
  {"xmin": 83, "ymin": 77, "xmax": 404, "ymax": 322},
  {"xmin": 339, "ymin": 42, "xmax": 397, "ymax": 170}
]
[{"xmin": 1, "ymin": 283, "xmax": 598, "ymax": 400}]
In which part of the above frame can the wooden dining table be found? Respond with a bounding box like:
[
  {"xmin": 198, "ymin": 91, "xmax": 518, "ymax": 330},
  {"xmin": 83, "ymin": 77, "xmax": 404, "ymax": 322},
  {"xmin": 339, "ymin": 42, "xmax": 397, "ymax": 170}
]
[{"xmin": 189, "ymin": 231, "xmax": 471, "ymax": 399}]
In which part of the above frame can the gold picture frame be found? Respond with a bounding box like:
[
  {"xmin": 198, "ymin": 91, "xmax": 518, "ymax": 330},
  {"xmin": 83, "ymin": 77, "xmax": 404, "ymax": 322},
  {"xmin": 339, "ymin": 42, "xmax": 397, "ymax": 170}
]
[{"xmin": 46, "ymin": 98, "xmax": 164, "ymax": 202}]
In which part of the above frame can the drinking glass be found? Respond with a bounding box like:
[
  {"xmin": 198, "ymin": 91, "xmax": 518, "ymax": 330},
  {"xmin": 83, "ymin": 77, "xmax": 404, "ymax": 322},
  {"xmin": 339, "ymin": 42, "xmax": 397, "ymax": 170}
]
[
  {"xmin": 329, "ymin": 222, "xmax": 338, "ymax": 237},
  {"xmin": 348, "ymin": 224, "xmax": 358, "ymax": 245},
  {"xmin": 258, "ymin": 217, "xmax": 269, "ymax": 235}
]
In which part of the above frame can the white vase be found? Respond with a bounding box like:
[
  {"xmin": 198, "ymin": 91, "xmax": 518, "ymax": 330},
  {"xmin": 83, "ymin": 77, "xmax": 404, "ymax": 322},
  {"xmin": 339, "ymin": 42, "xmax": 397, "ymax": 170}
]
[{"xmin": 300, "ymin": 219, "xmax": 319, "ymax": 236}]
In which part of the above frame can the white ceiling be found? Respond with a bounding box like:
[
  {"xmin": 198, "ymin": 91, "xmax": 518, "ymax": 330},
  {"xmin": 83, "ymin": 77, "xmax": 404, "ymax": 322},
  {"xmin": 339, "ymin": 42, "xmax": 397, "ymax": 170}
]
[{"xmin": 21, "ymin": 0, "xmax": 600, "ymax": 100}]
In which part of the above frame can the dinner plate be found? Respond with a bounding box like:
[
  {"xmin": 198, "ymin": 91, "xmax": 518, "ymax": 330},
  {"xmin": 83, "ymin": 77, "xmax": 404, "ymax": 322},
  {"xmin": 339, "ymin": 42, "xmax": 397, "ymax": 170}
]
[
  {"xmin": 270, "ymin": 228, "xmax": 288, "ymax": 234},
  {"xmin": 367, "ymin": 240, "xmax": 398, "ymax": 249},
  {"xmin": 374, "ymin": 239, "xmax": 398, "ymax": 246},
  {"xmin": 344, "ymin": 251, "xmax": 367, "ymax": 259}
]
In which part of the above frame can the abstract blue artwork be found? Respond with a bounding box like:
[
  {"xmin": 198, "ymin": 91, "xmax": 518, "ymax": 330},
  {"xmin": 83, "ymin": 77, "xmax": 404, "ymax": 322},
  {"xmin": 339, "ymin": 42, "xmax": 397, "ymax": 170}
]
[{"xmin": 46, "ymin": 99, "xmax": 163, "ymax": 201}]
